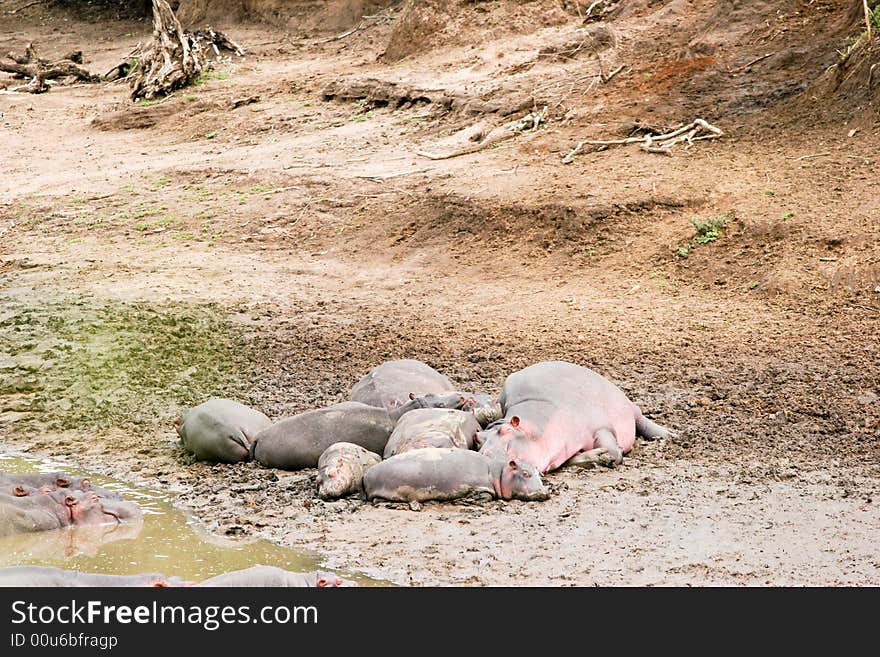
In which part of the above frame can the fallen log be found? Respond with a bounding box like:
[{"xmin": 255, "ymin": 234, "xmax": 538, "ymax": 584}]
[{"xmin": 0, "ymin": 42, "xmax": 99, "ymax": 93}]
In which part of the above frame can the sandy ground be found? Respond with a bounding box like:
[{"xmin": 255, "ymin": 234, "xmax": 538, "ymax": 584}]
[{"xmin": 1, "ymin": 1, "xmax": 878, "ymax": 585}]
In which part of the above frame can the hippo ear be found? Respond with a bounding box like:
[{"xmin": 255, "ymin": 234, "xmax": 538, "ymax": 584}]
[
  {"xmin": 316, "ymin": 577, "xmax": 329, "ymax": 587},
  {"xmin": 409, "ymin": 392, "xmax": 416, "ymax": 400},
  {"xmin": 510, "ymin": 416, "xmax": 520, "ymax": 428},
  {"xmin": 508, "ymin": 460, "xmax": 518, "ymax": 470}
]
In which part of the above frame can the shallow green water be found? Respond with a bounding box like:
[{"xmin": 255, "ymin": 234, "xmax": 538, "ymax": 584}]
[{"xmin": 0, "ymin": 452, "xmax": 377, "ymax": 585}]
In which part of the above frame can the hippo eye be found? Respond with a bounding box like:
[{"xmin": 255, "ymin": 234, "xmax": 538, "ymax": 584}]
[
  {"xmin": 56, "ymin": 477, "xmax": 71, "ymax": 488},
  {"xmin": 335, "ymin": 578, "xmax": 343, "ymax": 586},
  {"xmin": 522, "ymin": 471, "xmax": 531, "ymax": 478},
  {"xmin": 316, "ymin": 578, "xmax": 328, "ymax": 587},
  {"xmin": 64, "ymin": 496, "xmax": 78, "ymax": 507},
  {"xmin": 80, "ymin": 479, "xmax": 91, "ymax": 489}
]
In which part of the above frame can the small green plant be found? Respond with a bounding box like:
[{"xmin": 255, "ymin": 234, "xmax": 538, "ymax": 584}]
[
  {"xmin": 136, "ymin": 99, "xmax": 162, "ymax": 108},
  {"xmin": 205, "ymin": 131, "xmax": 217, "ymax": 139},
  {"xmin": 194, "ymin": 70, "xmax": 230, "ymax": 85},
  {"xmin": 134, "ymin": 215, "xmax": 176, "ymax": 232},
  {"xmin": 690, "ymin": 214, "xmax": 728, "ymax": 244},
  {"xmin": 763, "ymin": 190, "xmax": 776, "ymax": 197},
  {"xmin": 782, "ymin": 211, "xmax": 795, "ymax": 220},
  {"xmin": 676, "ymin": 214, "xmax": 729, "ymax": 258}
]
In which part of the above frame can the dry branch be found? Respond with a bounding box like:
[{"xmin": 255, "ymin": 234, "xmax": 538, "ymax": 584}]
[
  {"xmin": 562, "ymin": 118, "xmax": 723, "ymax": 162},
  {"xmin": 0, "ymin": 42, "xmax": 99, "ymax": 93},
  {"xmin": 8, "ymin": 0, "xmax": 48, "ymax": 14},
  {"xmin": 416, "ymin": 106, "xmax": 548, "ymax": 160}
]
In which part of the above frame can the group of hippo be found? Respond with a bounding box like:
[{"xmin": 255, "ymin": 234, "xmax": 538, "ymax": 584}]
[
  {"xmin": 0, "ymin": 359, "xmax": 671, "ymax": 586},
  {"xmin": 176, "ymin": 359, "xmax": 674, "ymax": 506},
  {"xmin": 0, "ymin": 472, "xmax": 141, "ymax": 538}
]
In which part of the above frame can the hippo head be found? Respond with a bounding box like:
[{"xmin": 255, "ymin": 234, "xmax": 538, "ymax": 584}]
[
  {"xmin": 314, "ymin": 571, "xmax": 356, "ymax": 587},
  {"xmin": 59, "ymin": 490, "xmax": 142, "ymax": 528},
  {"xmin": 476, "ymin": 417, "xmax": 539, "ymax": 462},
  {"xmin": 317, "ymin": 458, "xmax": 348, "ymax": 499},
  {"xmin": 498, "ymin": 459, "xmax": 549, "ymax": 501}
]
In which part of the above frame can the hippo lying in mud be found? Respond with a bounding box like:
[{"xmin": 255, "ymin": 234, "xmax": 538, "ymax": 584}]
[
  {"xmin": 0, "ymin": 473, "xmax": 141, "ymax": 538},
  {"xmin": 476, "ymin": 361, "xmax": 673, "ymax": 473},
  {"xmin": 174, "ymin": 398, "xmax": 272, "ymax": 463},
  {"xmin": 350, "ymin": 359, "xmax": 456, "ymax": 411},
  {"xmin": 0, "ymin": 566, "xmax": 191, "ymax": 587},
  {"xmin": 383, "ymin": 408, "xmax": 480, "ymax": 459},
  {"xmin": 316, "ymin": 442, "xmax": 380, "ymax": 500},
  {"xmin": 389, "ymin": 391, "xmax": 502, "ymax": 426},
  {"xmin": 363, "ymin": 448, "xmax": 548, "ymax": 505},
  {"xmin": 251, "ymin": 401, "xmax": 394, "ymax": 470},
  {"xmin": 198, "ymin": 565, "xmax": 356, "ymax": 587}
]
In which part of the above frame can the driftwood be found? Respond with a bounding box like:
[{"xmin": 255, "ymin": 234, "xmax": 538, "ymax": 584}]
[
  {"xmin": 562, "ymin": 118, "xmax": 724, "ymax": 163},
  {"xmin": 416, "ymin": 106, "xmax": 548, "ymax": 160},
  {"xmin": 130, "ymin": 0, "xmax": 203, "ymax": 101},
  {"xmin": 0, "ymin": 42, "xmax": 98, "ymax": 93},
  {"xmin": 128, "ymin": 1, "xmax": 245, "ymax": 99}
]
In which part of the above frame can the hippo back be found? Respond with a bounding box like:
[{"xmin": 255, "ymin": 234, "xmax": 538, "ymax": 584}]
[
  {"xmin": 350, "ymin": 360, "xmax": 456, "ymax": 411},
  {"xmin": 363, "ymin": 448, "xmax": 496, "ymax": 503},
  {"xmin": 197, "ymin": 566, "xmax": 354, "ymax": 587},
  {"xmin": 383, "ymin": 408, "xmax": 480, "ymax": 459},
  {"xmin": 252, "ymin": 402, "xmax": 394, "ymax": 470}
]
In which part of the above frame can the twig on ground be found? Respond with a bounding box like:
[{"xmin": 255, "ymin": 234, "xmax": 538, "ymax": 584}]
[
  {"xmin": 8, "ymin": 0, "xmax": 48, "ymax": 14},
  {"xmin": 864, "ymin": 0, "xmax": 873, "ymax": 42},
  {"xmin": 735, "ymin": 52, "xmax": 773, "ymax": 72},
  {"xmin": 601, "ymin": 64, "xmax": 625, "ymax": 83},
  {"xmin": 355, "ymin": 168, "xmax": 431, "ymax": 180},
  {"xmin": 791, "ymin": 152, "xmax": 832, "ymax": 161},
  {"xmin": 416, "ymin": 106, "xmax": 547, "ymax": 160},
  {"xmin": 562, "ymin": 141, "xmax": 585, "ymax": 164},
  {"xmin": 562, "ymin": 118, "xmax": 723, "ymax": 162}
]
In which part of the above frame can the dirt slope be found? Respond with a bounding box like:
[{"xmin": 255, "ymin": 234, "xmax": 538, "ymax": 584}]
[{"xmin": 0, "ymin": 0, "xmax": 877, "ymax": 585}]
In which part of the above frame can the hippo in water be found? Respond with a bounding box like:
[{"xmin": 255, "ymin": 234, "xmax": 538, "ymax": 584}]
[
  {"xmin": 316, "ymin": 442, "xmax": 381, "ymax": 500},
  {"xmin": 350, "ymin": 360, "xmax": 456, "ymax": 411},
  {"xmin": 383, "ymin": 408, "xmax": 481, "ymax": 459},
  {"xmin": 174, "ymin": 398, "xmax": 272, "ymax": 463},
  {"xmin": 197, "ymin": 566, "xmax": 355, "ymax": 587},
  {"xmin": 0, "ymin": 472, "xmax": 141, "ymax": 538},
  {"xmin": 363, "ymin": 448, "xmax": 549, "ymax": 504},
  {"xmin": 251, "ymin": 402, "xmax": 394, "ymax": 470},
  {"xmin": 476, "ymin": 361, "xmax": 674, "ymax": 473},
  {"xmin": 0, "ymin": 566, "xmax": 191, "ymax": 587},
  {"xmin": 389, "ymin": 391, "xmax": 502, "ymax": 427}
]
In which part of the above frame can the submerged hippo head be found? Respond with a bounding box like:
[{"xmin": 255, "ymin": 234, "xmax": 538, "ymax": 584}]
[
  {"xmin": 58, "ymin": 489, "xmax": 141, "ymax": 528},
  {"xmin": 497, "ymin": 459, "xmax": 549, "ymax": 502},
  {"xmin": 315, "ymin": 572, "xmax": 352, "ymax": 587}
]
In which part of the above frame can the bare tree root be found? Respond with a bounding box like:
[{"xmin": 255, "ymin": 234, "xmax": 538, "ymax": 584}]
[{"xmin": 129, "ymin": 0, "xmax": 204, "ymax": 101}]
